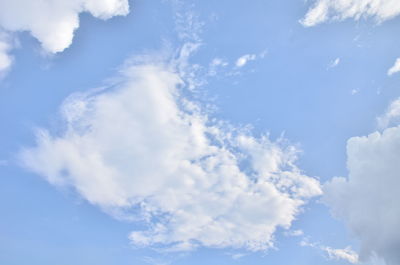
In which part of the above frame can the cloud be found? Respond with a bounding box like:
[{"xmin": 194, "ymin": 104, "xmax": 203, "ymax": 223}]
[
  {"xmin": 0, "ymin": 0, "xmax": 129, "ymax": 53},
  {"xmin": 300, "ymin": 240, "xmax": 359, "ymax": 264},
  {"xmin": 351, "ymin": 88, "xmax": 360, "ymax": 95},
  {"xmin": 284, "ymin": 229, "xmax": 304, "ymax": 237},
  {"xmin": 387, "ymin": 58, "xmax": 400, "ymax": 76},
  {"xmin": 324, "ymin": 125, "xmax": 400, "ymax": 264},
  {"xmin": 235, "ymin": 51, "xmax": 266, "ymax": 68},
  {"xmin": 301, "ymin": 0, "xmax": 400, "ymax": 27},
  {"xmin": 323, "ymin": 246, "xmax": 359, "ymax": 264},
  {"xmin": 0, "ymin": 31, "xmax": 13, "ymax": 75},
  {"xmin": 0, "ymin": 0, "xmax": 129, "ymax": 77},
  {"xmin": 236, "ymin": 54, "xmax": 257, "ymax": 68},
  {"xmin": 20, "ymin": 47, "xmax": 321, "ymax": 252},
  {"xmin": 328, "ymin": 57, "xmax": 340, "ymax": 69},
  {"xmin": 377, "ymin": 98, "xmax": 400, "ymax": 129},
  {"xmin": 208, "ymin": 57, "xmax": 228, "ymax": 76}
]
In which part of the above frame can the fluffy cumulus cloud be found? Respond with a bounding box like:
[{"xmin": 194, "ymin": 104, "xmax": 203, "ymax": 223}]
[
  {"xmin": 301, "ymin": 0, "xmax": 400, "ymax": 27},
  {"xmin": 324, "ymin": 125, "xmax": 400, "ymax": 264},
  {"xmin": 0, "ymin": 0, "xmax": 129, "ymax": 72},
  {"xmin": 387, "ymin": 58, "xmax": 400, "ymax": 76},
  {"xmin": 20, "ymin": 49, "xmax": 321, "ymax": 251}
]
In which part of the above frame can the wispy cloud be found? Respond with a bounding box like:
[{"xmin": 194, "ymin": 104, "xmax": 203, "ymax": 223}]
[
  {"xmin": 301, "ymin": 0, "xmax": 400, "ymax": 27},
  {"xmin": 284, "ymin": 229, "xmax": 304, "ymax": 237},
  {"xmin": 208, "ymin": 57, "xmax": 229, "ymax": 76},
  {"xmin": 235, "ymin": 50, "xmax": 267, "ymax": 68},
  {"xmin": 301, "ymin": 240, "xmax": 359, "ymax": 264},
  {"xmin": 236, "ymin": 54, "xmax": 257, "ymax": 68},
  {"xmin": 328, "ymin": 57, "xmax": 340, "ymax": 69}
]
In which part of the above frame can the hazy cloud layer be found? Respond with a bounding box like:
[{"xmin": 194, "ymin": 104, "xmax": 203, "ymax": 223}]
[
  {"xmin": 301, "ymin": 0, "xmax": 400, "ymax": 27},
  {"xmin": 324, "ymin": 125, "xmax": 400, "ymax": 264},
  {"xmin": 21, "ymin": 49, "xmax": 321, "ymax": 251}
]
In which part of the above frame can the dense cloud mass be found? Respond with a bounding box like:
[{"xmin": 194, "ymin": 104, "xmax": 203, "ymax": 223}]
[
  {"xmin": 21, "ymin": 53, "xmax": 322, "ymax": 251},
  {"xmin": 324, "ymin": 126, "xmax": 400, "ymax": 265},
  {"xmin": 301, "ymin": 0, "xmax": 400, "ymax": 27}
]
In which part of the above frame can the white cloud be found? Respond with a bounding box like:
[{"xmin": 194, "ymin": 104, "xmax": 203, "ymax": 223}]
[
  {"xmin": 0, "ymin": 31, "xmax": 13, "ymax": 75},
  {"xmin": 323, "ymin": 246, "xmax": 359, "ymax": 264},
  {"xmin": 301, "ymin": 0, "xmax": 400, "ymax": 27},
  {"xmin": 301, "ymin": 240, "xmax": 359, "ymax": 264},
  {"xmin": 208, "ymin": 57, "xmax": 228, "ymax": 76},
  {"xmin": 377, "ymin": 98, "xmax": 400, "ymax": 129},
  {"xmin": 20, "ymin": 47, "xmax": 321, "ymax": 252},
  {"xmin": 0, "ymin": 0, "xmax": 129, "ymax": 53},
  {"xmin": 324, "ymin": 125, "xmax": 400, "ymax": 264},
  {"xmin": 235, "ymin": 51, "xmax": 267, "ymax": 68},
  {"xmin": 236, "ymin": 54, "xmax": 257, "ymax": 68},
  {"xmin": 328, "ymin": 57, "xmax": 340, "ymax": 69},
  {"xmin": 387, "ymin": 58, "xmax": 400, "ymax": 76}
]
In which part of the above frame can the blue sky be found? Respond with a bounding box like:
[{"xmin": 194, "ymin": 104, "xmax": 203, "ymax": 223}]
[{"xmin": 1, "ymin": 0, "xmax": 400, "ymax": 265}]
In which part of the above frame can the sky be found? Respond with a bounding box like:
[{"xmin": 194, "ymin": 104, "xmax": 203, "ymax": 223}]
[{"xmin": 0, "ymin": 0, "xmax": 400, "ymax": 265}]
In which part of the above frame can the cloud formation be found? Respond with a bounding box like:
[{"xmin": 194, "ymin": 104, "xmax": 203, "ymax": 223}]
[
  {"xmin": 387, "ymin": 58, "xmax": 400, "ymax": 76},
  {"xmin": 0, "ymin": 0, "xmax": 129, "ymax": 53},
  {"xmin": 235, "ymin": 51, "xmax": 267, "ymax": 68},
  {"xmin": 377, "ymin": 98, "xmax": 400, "ymax": 129},
  {"xmin": 300, "ymin": 240, "xmax": 359, "ymax": 264},
  {"xmin": 20, "ymin": 49, "xmax": 321, "ymax": 251},
  {"xmin": 301, "ymin": 0, "xmax": 400, "ymax": 27},
  {"xmin": 324, "ymin": 125, "xmax": 400, "ymax": 264},
  {"xmin": 236, "ymin": 54, "xmax": 257, "ymax": 68},
  {"xmin": 323, "ymin": 246, "xmax": 359, "ymax": 264},
  {"xmin": 0, "ymin": 0, "xmax": 129, "ymax": 74}
]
